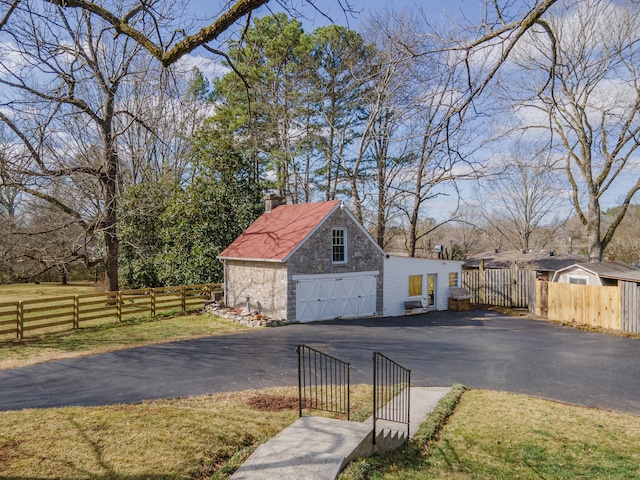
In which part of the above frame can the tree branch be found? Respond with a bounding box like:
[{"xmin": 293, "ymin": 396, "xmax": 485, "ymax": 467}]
[{"xmin": 46, "ymin": 0, "xmax": 270, "ymax": 66}]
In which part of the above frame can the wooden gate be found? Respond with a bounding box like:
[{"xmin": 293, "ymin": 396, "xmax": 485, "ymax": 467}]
[
  {"xmin": 621, "ymin": 281, "xmax": 640, "ymax": 334},
  {"xmin": 462, "ymin": 267, "xmax": 530, "ymax": 308}
]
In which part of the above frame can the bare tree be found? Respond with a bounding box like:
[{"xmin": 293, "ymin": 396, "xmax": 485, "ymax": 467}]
[
  {"xmin": 510, "ymin": 0, "xmax": 640, "ymax": 261},
  {"xmin": 0, "ymin": 1, "xmax": 172, "ymax": 290},
  {"xmin": 475, "ymin": 143, "xmax": 570, "ymax": 251}
]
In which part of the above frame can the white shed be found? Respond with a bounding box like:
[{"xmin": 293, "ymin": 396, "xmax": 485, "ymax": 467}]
[{"xmin": 383, "ymin": 255, "xmax": 464, "ymax": 317}]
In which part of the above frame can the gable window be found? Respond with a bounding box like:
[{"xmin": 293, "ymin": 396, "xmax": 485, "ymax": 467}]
[
  {"xmin": 449, "ymin": 272, "xmax": 459, "ymax": 287},
  {"xmin": 409, "ymin": 275, "xmax": 423, "ymax": 297},
  {"xmin": 332, "ymin": 228, "xmax": 347, "ymax": 264},
  {"xmin": 568, "ymin": 275, "xmax": 588, "ymax": 285}
]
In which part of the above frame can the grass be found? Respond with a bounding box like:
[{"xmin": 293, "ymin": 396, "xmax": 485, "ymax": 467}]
[
  {"xmin": 0, "ymin": 281, "xmax": 98, "ymax": 302},
  {"xmin": 2, "ymin": 386, "xmax": 639, "ymax": 479},
  {"xmin": 0, "ymin": 385, "xmax": 374, "ymax": 479},
  {"xmin": 0, "ymin": 312, "xmax": 249, "ymax": 370},
  {"xmin": 341, "ymin": 388, "xmax": 640, "ymax": 480}
]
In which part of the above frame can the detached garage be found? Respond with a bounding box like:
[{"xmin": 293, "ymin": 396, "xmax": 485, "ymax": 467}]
[{"xmin": 218, "ymin": 196, "xmax": 385, "ymax": 322}]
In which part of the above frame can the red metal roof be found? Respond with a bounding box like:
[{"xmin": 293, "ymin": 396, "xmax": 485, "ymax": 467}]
[{"xmin": 219, "ymin": 200, "xmax": 341, "ymax": 261}]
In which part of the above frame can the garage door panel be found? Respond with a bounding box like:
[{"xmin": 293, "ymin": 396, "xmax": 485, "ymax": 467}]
[
  {"xmin": 296, "ymin": 278, "xmax": 338, "ymax": 322},
  {"xmin": 296, "ymin": 275, "xmax": 377, "ymax": 322},
  {"xmin": 357, "ymin": 276, "xmax": 377, "ymax": 316},
  {"xmin": 338, "ymin": 277, "xmax": 360, "ymax": 318}
]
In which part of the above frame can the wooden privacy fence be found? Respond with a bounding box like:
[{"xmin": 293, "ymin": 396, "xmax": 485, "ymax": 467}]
[
  {"xmin": 621, "ymin": 281, "xmax": 640, "ymax": 334},
  {"xmin": 535, "ymin": 281, "xmax": 622, "ymax": 331},
  {"xmin": 462, "ymin": 268, "xmax": 531, "ymax": 308},
  {"xmin": 0, "ymin": 283, "xmax": 221, "ymax": 339}
]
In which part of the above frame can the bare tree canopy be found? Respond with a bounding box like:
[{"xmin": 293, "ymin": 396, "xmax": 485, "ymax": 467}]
[
  {"xmin": 0, "ymin": 0, "xmax": 363, "ymax": 66},
  {"xmin": 475, "ymin": 143, "xmax": 569, "ymax": 251},
  {"xmin": 507, "ymin": 0, "xmax": 640, "ymax": 261}
]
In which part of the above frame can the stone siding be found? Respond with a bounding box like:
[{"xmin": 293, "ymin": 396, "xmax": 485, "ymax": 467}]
[
  {"xmin": 286, "ymin": 208, "xmax": 385, "ymax": 320},
  {"xmin": 224, "ymin": 260, "xmax": 288, "ymax": 319}
]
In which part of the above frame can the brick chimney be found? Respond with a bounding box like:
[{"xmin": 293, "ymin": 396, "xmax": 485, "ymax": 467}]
[{"xmin": 263, "ymin": 193, "xmax": 284, "ymax": 212}]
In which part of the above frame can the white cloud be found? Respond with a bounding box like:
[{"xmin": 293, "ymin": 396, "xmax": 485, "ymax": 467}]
[{"xmin": 177, "ymin": 53, "xmax": 231, "ymax": 81}]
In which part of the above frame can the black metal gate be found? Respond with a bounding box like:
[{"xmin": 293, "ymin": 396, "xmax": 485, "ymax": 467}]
[
  {"xmin": 296, "ymin": 344, "xmax": 351, "ymax": 419},
  {"xmin": 372, "ymin": 352, "xmax": 411, "ymax": 444}
]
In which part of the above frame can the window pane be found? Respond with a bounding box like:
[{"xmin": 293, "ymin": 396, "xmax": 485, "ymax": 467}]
[
  {"xmin": 427, "ymin": 274, "xmax": 436, "ymax": 306},
  {"xmin": 409, "ymin": 275, "xmax": 422, "ymax": 296},
  {"xmin": 332, "ymin": 229, "xmax": 345, "ymax": 263},
  {"xmin": 449, "ymin": 272, "xmax": 458, "ymax": 287},
  {"xmin": 568, "ymin": 276, "xmax": 587, "ymax": 285}
]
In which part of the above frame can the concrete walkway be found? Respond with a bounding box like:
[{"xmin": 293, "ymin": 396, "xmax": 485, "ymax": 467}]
[{"xmin": 231, "ymin": 387, "xmax": 451, "ymax": 480}]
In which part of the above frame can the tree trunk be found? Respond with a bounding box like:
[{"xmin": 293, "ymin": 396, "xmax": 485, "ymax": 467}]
[
  {"xmin": 102, "ymin": 99, "xmax": 120, "ymax": 292},
  {"xmin": 376, "ymin": 158, "xmax": 386, "ymax": 248},
  {"xmin": 587, "ymin": 194, "xmax": 602, "ymax": 262},
  {"xmin": 408, "ymin": 200, "xmax": 420, "ymax": 258},
  {"xmin": 349, "ymin": 173, "xmax": 363, "ymax": 223}
]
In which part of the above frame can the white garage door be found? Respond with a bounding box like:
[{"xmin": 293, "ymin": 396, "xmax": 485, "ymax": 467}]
[{"xmin": 295, "ymin": 273, "xmax": 377, "ymax": 323}]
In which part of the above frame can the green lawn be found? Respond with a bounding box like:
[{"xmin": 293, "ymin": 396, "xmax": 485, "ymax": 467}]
[
  {"xmin": 341, "ymin": 388, "xmax": 640, "ymax": 480},
  {"xmin": 0, "ymin": 385, "xmax": 374, "ymax": 479},
  {"xmin": 1, "ymin": 387, "xmax": 638, "ymax": 479}
]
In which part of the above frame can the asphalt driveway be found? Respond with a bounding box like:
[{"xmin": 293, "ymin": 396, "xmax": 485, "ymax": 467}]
[{"xmin": 1, "ymin": 310, "xmax": 639, "ymax": 414}]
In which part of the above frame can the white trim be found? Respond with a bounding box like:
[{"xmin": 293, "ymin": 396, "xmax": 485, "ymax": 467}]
[
  {"xmin": 293, "ymin": 270, "xmax": 379, "ymax": 281},
  {"xmin": 331, "ymin": 227, "xmax": 348, "ymax": 264}
]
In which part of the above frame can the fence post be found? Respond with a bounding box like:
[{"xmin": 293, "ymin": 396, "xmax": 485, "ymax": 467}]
[
  {"xmin": 73, "ymin": 295, "xmax": 79, "ymax": 329},
  {"xmin": 479, "ymin": 259, "xmax": 486, "ymax": 304},
  {"xmin": 181, "ymin": 285, "xmax": 186, "ymax": 314},
  {"xmin": 510, "ymin": 264, "xmax": 517, "ymax": 307},
  {"xmin": 297, "ymin": 345, "xmax": 303, "ymax": 418},
  {"xmin": 116, "ymin": 291, "xmax": 122, "ymax": 322},
  {"xmin": 372, "ymin": 352, "xmax": 378, "ymax": 445},
  {"xmin": 18, "ymin": 301, "xmax": 24, "ymax": 339},
  {"xmin": 150, "ymin": 288, "xmax": 156, "ymax": 317}
]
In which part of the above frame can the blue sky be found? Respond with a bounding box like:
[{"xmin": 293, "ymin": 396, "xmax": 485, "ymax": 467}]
[{"xmin": 267, "ymin": 0, "xmax": 482, "ymax": 29}]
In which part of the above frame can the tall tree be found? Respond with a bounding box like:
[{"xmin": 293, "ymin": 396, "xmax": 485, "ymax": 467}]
[
  {"xmin": 511, "ymin": 0, "xmax": 640, "ymax": 261},
  {"xmin": 309, "ymin": 25, "xmax": 371, "ymax": 202},
  {"xmin": 211, "ymin": 13, "xmax": 311, "ymax": 199},
  {"xmin": 0, "ymin": 2, "xmax": 170, "ymax": 290},
  {"xmin": 377, "ymin": 10, "xmax": 488, "ymax": 257},
  {"xmin": 356, "ymin": 12, "xmax": 416, "ymax": 245},
  {"xmin": 158, "ymin": 126, "xmax": 264, "ymax": 285}
]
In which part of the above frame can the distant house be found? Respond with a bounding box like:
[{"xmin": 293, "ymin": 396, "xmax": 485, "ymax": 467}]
[
  {"xmin": 551, "ymin": 261, "xmax": 640, "ymax": 286},
  {"xmin": 464, "ymin": 250, "xmax": 585, "ymax": 280},
  {"xmin": 218, "ymin": 196, "xmax": 463, "ymax": 322}
]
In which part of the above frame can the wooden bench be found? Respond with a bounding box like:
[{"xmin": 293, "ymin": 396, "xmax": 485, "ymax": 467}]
[
  {"xmin": 448, "ymin": 287, "xmax": 472, "ymax": 311},
  {"xmin": 404, "ymin": 300, "xmax": 427, "ymax": 315}
]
